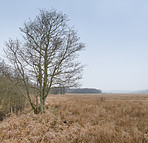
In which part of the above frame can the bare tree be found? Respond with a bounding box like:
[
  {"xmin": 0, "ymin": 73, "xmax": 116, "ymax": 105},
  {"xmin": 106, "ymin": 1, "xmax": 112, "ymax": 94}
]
[{"xmin": 4, "ymin": 10, "xmax": 85, "ymax": 113}]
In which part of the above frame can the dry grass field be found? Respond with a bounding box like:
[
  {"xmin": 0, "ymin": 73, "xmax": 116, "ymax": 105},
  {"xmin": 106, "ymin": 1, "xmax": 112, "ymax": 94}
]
[{"xmin": 0, "ymin": 93, "xmax": 148, "ymax": 143}]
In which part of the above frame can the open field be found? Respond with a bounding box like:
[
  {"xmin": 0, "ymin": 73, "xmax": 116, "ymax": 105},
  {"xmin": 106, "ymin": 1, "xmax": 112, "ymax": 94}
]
[{"xmin": 0, "ymin": 93, "xmax": 148, "ymax": 143}]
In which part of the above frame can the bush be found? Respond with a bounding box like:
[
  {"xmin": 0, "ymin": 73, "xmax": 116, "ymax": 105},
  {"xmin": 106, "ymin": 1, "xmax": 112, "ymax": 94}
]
[{"xmin": 0, "ymin": 60, "xmax": 26, "ymax": 120}]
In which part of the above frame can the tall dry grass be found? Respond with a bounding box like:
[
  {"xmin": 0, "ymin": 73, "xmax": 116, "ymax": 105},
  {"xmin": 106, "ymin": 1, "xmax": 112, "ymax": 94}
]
[{"xmin": 0, "ymin": 93, "xmax": 148, "ymax": 143}]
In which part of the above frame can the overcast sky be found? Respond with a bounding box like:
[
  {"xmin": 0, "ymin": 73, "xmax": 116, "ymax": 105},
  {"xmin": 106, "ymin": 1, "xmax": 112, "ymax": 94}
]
[{"xmin": 0, "ymin": 0, "xmax": 148, "ymax": 91}]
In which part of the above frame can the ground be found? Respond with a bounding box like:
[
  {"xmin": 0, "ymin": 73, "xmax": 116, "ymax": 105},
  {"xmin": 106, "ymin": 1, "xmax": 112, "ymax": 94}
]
[{"xmin": 0, "ymin": 94, "xmax": 148, "ymax": 143}]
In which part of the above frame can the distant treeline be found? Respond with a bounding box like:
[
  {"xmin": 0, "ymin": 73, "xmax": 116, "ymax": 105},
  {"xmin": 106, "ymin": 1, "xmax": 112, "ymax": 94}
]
[
  {"xmin": 50, "ymin": 87, "xmax": 102, "ymax": 94},
  {"xmin": 68, "ymin": 88, "xmax": 102, "ymax": 94}
]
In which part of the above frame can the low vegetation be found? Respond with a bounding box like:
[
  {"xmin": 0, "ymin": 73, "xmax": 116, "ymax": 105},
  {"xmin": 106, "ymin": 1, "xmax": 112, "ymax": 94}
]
[
  {"xmin": 0, "ymin": 77, "xmax": 26, "ymax": 118},
  {"xmin": 0, "ymin": 93, "xmax": 148, "ymax": 143}
]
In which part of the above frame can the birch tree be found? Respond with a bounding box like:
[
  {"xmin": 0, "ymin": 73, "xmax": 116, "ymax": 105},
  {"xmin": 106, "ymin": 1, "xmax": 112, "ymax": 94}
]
[{"xmin": 4, "ymin": 10, "xmax": 85, "ymax": 113}]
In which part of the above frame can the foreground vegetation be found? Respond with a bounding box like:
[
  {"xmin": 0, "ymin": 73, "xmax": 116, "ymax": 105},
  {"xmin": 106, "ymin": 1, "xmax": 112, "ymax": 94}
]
[{"xmin": 0, "ymin": 94, "xmax": 148, "ymax": 143}]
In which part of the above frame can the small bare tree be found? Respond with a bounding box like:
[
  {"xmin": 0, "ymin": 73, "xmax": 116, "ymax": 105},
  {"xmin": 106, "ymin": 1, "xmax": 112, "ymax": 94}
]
[
  {"xmin": 4, "ymin": 10, "xmax": 85, "ymax": 113},
  {"xmin": 0, "ymin": 60, "xmax": 26, "ymax": 117}
]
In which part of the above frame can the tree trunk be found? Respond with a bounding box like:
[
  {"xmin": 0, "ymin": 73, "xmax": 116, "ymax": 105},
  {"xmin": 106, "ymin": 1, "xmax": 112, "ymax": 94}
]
[
  {"xmin": 10, "ymin": 107, "xmax": 13, "ymax": 116},
  {"xmin": 40, "ymin": 98, "xmax": 45, "ymax": 113}
]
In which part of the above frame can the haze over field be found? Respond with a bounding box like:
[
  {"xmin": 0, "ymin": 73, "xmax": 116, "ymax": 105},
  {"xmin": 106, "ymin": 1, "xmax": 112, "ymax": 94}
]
[{"xmin": 0, "ymin": 0, "xmax": 148, "ymax": 91}]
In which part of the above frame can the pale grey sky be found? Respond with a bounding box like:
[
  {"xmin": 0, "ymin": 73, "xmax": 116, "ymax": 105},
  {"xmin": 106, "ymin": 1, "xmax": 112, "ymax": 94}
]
[{"xmin": 0, "ymin": 0, "xmax": 148, "ymax": 91}]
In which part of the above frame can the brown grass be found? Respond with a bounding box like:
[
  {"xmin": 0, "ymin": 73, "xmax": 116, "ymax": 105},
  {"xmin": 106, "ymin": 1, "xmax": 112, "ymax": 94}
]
[{"xmin": 0, "ymin": 93, "xmax": 148, "ymax": 143}]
